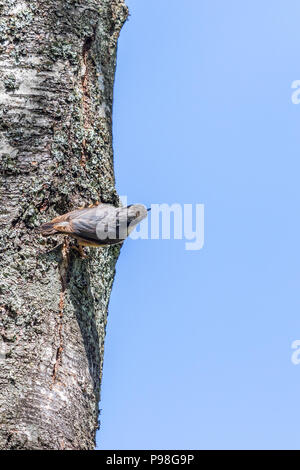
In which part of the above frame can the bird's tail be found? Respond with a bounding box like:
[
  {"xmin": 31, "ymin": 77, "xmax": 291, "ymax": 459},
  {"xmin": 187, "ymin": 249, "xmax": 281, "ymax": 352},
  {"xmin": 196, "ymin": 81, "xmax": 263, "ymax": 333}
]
[{"xmin": 38, "ymin": 222, "xmax": 58, "ymax": 237}]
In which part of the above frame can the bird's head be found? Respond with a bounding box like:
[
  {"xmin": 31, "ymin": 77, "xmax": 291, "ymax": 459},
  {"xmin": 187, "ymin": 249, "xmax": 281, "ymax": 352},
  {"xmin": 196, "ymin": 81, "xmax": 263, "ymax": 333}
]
[
  {"xmin": 126, "ymin": 204, "xmax": 149, "ymax": 224},
  {"xmin": 117, "ymin": 204, "xmax": 150, "ymax": 235}
]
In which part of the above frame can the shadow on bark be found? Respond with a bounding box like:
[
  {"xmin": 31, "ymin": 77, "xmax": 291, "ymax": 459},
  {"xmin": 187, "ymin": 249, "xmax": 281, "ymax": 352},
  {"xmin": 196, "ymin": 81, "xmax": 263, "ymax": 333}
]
[{"xmin": 68, "ymin": 254, "xmax": 101, "ymax": 400}]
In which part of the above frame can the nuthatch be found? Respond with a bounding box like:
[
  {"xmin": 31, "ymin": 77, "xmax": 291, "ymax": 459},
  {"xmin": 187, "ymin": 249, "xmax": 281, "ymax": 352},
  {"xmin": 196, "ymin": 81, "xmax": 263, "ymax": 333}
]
[{"xmin": 39, "ymin": 203, "xmax": 150, "ymax": 256}]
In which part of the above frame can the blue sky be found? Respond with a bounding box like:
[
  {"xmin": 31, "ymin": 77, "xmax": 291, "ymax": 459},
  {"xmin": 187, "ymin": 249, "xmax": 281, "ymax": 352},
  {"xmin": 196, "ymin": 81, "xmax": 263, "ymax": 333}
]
[{"xmin": 96, "ymin": 0, "xmax": 300, "ymax": 449}]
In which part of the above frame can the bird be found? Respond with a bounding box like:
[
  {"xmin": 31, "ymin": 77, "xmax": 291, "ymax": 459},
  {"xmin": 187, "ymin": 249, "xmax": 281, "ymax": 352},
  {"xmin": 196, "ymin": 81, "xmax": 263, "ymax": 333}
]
[{"xmin": 39, "ymin": 203, "xmax": 150, "ymax": 257}]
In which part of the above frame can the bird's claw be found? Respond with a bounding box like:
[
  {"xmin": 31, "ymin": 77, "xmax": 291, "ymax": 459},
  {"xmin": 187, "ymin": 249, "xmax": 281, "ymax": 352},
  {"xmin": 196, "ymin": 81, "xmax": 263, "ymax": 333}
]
[{"xmin": 71, "ymin": 244, "xmax": 87, "ymax": 258}]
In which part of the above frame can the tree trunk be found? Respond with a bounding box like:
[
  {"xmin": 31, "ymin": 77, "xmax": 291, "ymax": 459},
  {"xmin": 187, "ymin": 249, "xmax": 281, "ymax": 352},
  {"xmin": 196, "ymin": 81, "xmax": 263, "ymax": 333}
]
[{"xmin": 0, "ymin": 0, "xmax": 128, "ymax": 450}]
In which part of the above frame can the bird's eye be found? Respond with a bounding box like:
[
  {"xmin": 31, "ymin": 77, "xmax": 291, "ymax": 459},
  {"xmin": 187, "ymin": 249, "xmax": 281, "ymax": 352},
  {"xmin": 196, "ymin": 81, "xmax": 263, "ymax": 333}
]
[{"xmin": 136, "ymin": 211, "xmax": 140, "ymax": 217}]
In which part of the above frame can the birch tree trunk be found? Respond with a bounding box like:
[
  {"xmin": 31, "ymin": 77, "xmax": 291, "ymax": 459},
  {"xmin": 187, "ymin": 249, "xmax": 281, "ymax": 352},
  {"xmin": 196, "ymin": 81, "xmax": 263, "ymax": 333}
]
[{"xmin": 0, "ymin": 0, "xmax": 128, "ymax": 450}]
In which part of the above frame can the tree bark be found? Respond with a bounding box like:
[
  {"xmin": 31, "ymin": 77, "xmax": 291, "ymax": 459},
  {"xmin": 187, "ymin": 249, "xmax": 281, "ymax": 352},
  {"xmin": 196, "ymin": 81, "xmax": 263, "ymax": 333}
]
[{"xmin": 0, "ymin": 0, "xmax": 128, "ymax": 450}]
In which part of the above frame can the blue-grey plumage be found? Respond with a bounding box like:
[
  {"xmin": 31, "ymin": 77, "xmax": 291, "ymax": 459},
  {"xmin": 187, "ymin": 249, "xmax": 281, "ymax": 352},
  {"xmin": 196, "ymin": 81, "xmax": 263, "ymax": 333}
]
[{"xmin": 39, "ymin": 203, "xmax": 149, "ymax": 251}]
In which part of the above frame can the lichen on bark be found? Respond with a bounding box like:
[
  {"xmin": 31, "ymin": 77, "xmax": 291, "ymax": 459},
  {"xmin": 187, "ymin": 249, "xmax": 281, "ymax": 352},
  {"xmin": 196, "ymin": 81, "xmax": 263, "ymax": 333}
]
[{"xmin": 0, "ymin": 0, "xmax": 128, "ymax": 449}]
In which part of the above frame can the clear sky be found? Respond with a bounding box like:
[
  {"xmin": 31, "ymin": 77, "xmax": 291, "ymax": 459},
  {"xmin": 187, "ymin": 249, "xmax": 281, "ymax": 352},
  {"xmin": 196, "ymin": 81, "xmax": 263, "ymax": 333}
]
[{"xmin": 96, "ymin": 0, "xmax": 300, "ymax": 450}]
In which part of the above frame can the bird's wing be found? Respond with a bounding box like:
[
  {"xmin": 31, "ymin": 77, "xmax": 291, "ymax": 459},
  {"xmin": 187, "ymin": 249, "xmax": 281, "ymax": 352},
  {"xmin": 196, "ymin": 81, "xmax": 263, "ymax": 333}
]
[
  {"xmin": 45, "ymin": 204, "xmax": 107, "ymax": 237},
  {"xmin": 70, "ymin": 205, "xmax": 120, "ymax": 242},
  {"xmin": 50, "ymin": 205, "xmax": 101, "ymax": 223}
]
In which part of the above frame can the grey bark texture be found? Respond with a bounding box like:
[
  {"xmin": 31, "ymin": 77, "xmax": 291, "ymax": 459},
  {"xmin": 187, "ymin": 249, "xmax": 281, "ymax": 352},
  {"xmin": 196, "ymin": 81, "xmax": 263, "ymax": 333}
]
[{"xmin": 0, "ymin": 0, "xmax": 128, "ymax": 450}]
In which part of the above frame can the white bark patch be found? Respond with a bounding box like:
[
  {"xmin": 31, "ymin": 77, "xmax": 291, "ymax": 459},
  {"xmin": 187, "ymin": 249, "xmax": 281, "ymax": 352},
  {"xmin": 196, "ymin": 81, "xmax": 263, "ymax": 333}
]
[
  {"xmin": 96, "ymin": 65, "xmax": 105, "ymax": 92},
  {"xmin": 10, "ymin": 1, "xmax": 28, "ymax": 14},
  {"xmin": 98, "ymin": 103, "xmax": 109, "ymax": 118},
  {"xmin": 45, "ymin": 387, "xmax": 69, "ymax": 407},
  {"xmin": 0, "ymin": 140, "xmax": 18, "ymax": 157}
]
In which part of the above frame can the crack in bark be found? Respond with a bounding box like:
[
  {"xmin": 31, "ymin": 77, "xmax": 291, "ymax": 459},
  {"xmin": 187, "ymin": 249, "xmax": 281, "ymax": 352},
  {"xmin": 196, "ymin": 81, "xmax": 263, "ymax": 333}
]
[{"xmin": 52, "ymin": 239, "xmax": 69, "ymax": 384}]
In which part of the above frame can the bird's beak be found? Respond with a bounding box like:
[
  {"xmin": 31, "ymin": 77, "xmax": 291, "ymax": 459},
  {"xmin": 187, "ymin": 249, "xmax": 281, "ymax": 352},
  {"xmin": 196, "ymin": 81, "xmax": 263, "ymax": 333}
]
[{"xmin": 147, "ymin": 208, "xmax": 151, "ymax": 211}]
